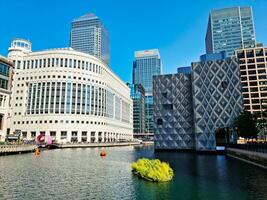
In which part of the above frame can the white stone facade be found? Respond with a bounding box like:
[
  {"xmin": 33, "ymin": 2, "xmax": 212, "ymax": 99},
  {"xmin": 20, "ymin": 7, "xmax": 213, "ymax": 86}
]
[{"xmin": 7, "ymin": 39, "xmax": 133, "ymax": 143}]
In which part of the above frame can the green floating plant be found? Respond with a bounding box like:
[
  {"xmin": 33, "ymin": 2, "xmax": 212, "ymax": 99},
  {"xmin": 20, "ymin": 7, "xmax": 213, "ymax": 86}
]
[{"xmin": 131, "ymin": 158, "xmax": 174, "ymax": 182}]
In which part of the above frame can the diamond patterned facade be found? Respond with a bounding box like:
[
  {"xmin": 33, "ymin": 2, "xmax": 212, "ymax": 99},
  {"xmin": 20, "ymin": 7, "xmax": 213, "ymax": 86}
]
[
  {"xmin": 154, "ymin": 57, "xmax": 243, "ymax": 151},
  {"xmin": 153, "ymin": 74, "xmax": 194, "ymax": 149},
  {"xmin": 192, "ymin": 58, "xmax": 243, "ymax": 151}
]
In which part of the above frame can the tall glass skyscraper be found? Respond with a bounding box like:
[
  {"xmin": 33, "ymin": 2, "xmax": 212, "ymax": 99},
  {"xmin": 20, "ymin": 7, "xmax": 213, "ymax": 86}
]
[
  {"xmin": 205, "ymin": 6, "xmax": 256, "ymax": 56},
  {"xmin": 133, "ymin": 49, "xmax": 162, "ymax": 94},
  {"xmin": 132, "ymin": 49, "xmax": 162, "ymax": 133},
  {"xmin": 129, "ymin": 83, "xmax": 145, "ymax": 134},
  {"xmin": 70, "ymin": 13, "xmax": 110, "ymax": 65}
]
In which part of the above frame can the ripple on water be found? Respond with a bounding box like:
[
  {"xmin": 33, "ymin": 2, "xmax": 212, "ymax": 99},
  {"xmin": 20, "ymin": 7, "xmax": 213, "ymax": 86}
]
[{"xmin": 0, "ymin": 146, "xmax": 266, "ymax": 200}]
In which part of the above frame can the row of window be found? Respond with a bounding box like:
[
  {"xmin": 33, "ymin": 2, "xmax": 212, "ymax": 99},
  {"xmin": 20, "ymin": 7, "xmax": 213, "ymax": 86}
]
[
  {"xmin": 21, "ymin": 131, "xmax": 127, "ymax": 142},
  {"xmin": 25, "ymin": 81, "xmax": 131, "ymax": 123},
  {"xmin": 240, "ymin": 69, "xmax": 266, "ymax": 75},
  {"xmin": 14, "ymin": 120, "xmax": 106, "ymax": 125},
  {"xmin": 15, "ymin": 57, "xmax": 104, "ymax": 75},
  {"xmin": 240, "ymin": 63, "xmax": 266, "ymax": 69},
  {"xmin": 242, "ymin": 87, "xmax": 267, "ymax": 92},
  {"xmin": 237, "ymin": 49, "xmax": 267, "ymax": 58}
]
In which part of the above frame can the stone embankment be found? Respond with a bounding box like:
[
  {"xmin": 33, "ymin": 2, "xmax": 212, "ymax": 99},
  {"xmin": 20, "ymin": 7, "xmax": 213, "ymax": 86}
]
[{"xmin": 227, "ymin": 147, "xmax": 267, "ymax": 169}]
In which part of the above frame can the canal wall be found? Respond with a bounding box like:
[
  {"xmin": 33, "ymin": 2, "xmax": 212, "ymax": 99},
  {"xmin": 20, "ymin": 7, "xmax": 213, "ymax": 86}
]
[
  {"xmin": 226, "ymin": 147, "xmax": 267, "ymax": 169},
  {"xmin": 0, "ymin": 145, "xmax": 35, "ymax": 156},
  {"xmin": 59, "ymin": 142, "xmax": 142, "ymax": 148}
]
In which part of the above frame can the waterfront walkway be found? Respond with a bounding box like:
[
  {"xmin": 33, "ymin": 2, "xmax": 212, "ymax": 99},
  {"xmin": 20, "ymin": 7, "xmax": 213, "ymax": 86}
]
[
  {"xmin": 0, "ymin": 144, "xmax": 35, "ymax": 155},
  {"xmin": 0, "ymin": 142, "xmax": 148, "ymax": 156}
]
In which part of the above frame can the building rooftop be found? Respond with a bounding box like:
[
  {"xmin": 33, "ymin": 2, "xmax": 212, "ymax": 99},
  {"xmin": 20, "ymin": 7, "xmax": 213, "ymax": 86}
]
[
  {"xmin": 72, "ymin": 13, "xmax": 98, "ymax": 22},
  {"xmin": 134, "ymin": 49, "xmax": 160, "ymax": 58}
]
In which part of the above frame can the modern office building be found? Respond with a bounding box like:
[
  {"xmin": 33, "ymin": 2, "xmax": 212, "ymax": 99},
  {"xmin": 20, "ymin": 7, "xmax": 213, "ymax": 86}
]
[
  {"xmin": 235, "ymin": 47, "xmax": 267, "ymax": 114},
  {"xmin": 133, "ymin": 49, "xmax": 162, "ymax": 133},
  {"xmin": 0, "ymin": 56, "xmax": 12, "ymax": 142},
  {"xmin": 205, "ymin": 6, "xmax": 256, "ymax": 56},
  {"xmin": 133, "ymin": 49, "xmax": 162, "ymax": 94},
  {"xmin": 177, "ymin": 66, "xmax": 191, "ymax": 74},
  {"xmin": 154, "ymin": 54, "xmax": 243, "ymax": 151},
  {"xmin": 129, "ymin": 83, "xmax": 145, "ymax": 134},
  {"xmin": 154, "ymin": 74, "xmax": 194, "ymax": 149},
  {"xmin": 7, "ymin": 39, "xmax": 133, "ymax": 143},
  {"xmin": 191, "ymin": 56, "xmax": 243, "ymax": 151},
  {"xmin": 70, "ymin": 13, "xmax": 110, "ymax": 65}
]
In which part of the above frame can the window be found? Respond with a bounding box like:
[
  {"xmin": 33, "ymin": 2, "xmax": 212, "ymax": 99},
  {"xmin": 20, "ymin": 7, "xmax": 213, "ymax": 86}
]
[
  {"xmin": 157, "ymin": 118, "xmax": 163, "ymax": 125},
  {"xmin": 61, "ymin": 131, "xmax": 67, "ymax": 139},
  {"xmin": 82, "ymin": 131, "xmax": 87, "ymax": 137},
  {"xmin": 163, "ymin": 104, "xmax": 173, "ymax": 110},
  {"xmin": 162, "ymin": 92, "xmax": 167, "ymax": 98},
  {"xmin": 221, "ymin": 81, "xmax": 228, "ymax": 89},
  {"xmin": 31, "ymin": 132, "xmax": 36, "ymax": 138},
  {"xmin": 50, "ymin": 131, "xmax": 56, "ymax": 137}
]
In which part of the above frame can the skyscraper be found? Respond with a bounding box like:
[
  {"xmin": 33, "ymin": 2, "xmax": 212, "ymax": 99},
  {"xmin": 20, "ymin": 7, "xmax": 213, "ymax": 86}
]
[
  {"xmin": 70, "ymin": 13, "xmax": 110, "ymax": 65},
  {"xmin": 133, "ymin": 49, "xmax": 162, "ymax": 95},
  {"xmin": 205, "ymin": 6, "xmax": 256, "ymax": 56},
  {"xmin": 129, "ymin": 83, "xmax": 146, "ymax": 134},
  {"xmin": 133, "ymin": 49, "xmax": 162, "ymax": 133}
]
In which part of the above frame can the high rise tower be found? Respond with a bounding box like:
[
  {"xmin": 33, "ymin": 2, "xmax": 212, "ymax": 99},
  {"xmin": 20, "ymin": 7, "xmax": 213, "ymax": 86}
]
[
  {"xmin": 205, "ymin": 6, "xmax": 256, "ymax": 56},
  {"xmin": 132, "ymin": 49, "xmax": 162, "ymax": 133},
  {"xmin": 70, "ymin": 13, "xmax": 110, "ymax": 65}
]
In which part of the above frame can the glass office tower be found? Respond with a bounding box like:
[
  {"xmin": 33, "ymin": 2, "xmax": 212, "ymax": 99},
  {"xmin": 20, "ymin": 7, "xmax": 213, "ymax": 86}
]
[
  {"xmin": 205, "ymin": 6, "xmax": 256, "ymax": 56},
  {"xmin": 133, "ymin": 49, "xmax": 162, "ymax": 133},
  {"xmin": 71, "ymin": 13, "xmax": 110, "ymax": 65},
  {"xmin": 129, "ymin": 83, "xmax": 145, "ymax": 134}
]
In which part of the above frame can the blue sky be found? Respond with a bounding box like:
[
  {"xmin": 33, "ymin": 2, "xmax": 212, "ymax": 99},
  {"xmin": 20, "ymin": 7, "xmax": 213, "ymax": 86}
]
[{"xmin": 0, "ymin": 0, "xmax": 266, "ymax": 83}]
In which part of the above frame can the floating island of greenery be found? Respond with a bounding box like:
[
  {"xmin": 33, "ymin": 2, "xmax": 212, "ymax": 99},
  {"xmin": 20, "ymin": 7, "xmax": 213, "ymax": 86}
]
[{"xmin": 131, "ymin": 158, "xmax": 174, "ymax": 182}]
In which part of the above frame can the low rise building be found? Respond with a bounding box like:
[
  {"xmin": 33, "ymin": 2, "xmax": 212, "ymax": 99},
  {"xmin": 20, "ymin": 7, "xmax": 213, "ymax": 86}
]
[
  {"xmin": 154, "ymin": 54, "xmax": 243, "ymax": 151},
  {"xmin": 154, "ymin": 73, "xmax": 194, "ymax": 149}
]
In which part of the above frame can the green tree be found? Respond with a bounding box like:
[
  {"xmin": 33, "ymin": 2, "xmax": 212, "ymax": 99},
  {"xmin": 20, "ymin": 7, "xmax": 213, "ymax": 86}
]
[{"xmin": 235, "ymin": 111, "xmax": 258, "ymax": 139}]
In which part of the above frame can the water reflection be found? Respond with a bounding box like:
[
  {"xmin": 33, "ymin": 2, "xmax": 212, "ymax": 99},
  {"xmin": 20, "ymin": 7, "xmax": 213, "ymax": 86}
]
[{"xmin": 0, "ymin": 146, "xmax": 266, "ymax": 200}]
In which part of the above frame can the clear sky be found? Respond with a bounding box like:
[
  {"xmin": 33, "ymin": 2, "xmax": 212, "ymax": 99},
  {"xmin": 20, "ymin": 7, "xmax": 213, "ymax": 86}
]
[{"xmin": 0, "ymin": 0, "xmax": 266, "ymax": 83}]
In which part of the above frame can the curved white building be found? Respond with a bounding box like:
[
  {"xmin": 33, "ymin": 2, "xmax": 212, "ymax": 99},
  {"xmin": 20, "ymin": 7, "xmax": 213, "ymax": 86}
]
[{"xmin": 8, "ymin": 39, "xmax": 133, "ymax": 143}]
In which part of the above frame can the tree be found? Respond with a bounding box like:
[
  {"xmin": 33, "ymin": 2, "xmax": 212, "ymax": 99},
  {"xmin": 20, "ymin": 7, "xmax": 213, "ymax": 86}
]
[{"xmin": 235, "ymin": 111, "xmax": 258, "ymax": 139}]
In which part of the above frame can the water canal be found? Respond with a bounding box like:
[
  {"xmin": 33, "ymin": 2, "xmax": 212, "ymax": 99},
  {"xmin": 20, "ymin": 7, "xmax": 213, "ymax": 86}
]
[{"xmin": 0, "ymin": 145, "xmax": 266, "ymax": 200}]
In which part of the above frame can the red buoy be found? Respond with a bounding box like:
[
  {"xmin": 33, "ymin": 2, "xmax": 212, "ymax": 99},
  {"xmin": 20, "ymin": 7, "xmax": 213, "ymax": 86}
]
[{"xmin": 100, "ymin": 149, "xmax": 107, "ymax": 157}]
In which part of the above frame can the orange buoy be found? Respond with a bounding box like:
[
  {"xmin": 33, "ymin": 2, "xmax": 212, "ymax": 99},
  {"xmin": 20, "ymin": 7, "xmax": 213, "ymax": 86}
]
[
  {"xmin": 100, "ymin": 149, "xmax": 107, "ymax": 157},
  {"xmin": 34, "ymin": 148, "xmax": 41, "ymax": 156}
]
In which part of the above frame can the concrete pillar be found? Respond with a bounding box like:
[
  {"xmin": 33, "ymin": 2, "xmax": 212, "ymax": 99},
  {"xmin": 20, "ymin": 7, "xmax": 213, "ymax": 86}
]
[
  {"xmin": 67, "ymin": 130, "xmax": 71, "ymax": 142},
  {"xmin": 89, "ymin": 132, "xmax": 91, "ymax": 143},
  {"xmin": 77, "ymin": 131, "xmax": 82, "ymax": 143},
  {"xmin": 95, "ymin": 132, "xmax": 98, "ymax": 143}
]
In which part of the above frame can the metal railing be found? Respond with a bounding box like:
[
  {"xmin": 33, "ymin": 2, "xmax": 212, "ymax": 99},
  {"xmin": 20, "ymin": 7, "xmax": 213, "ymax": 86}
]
[{"xmin": 229, "ymin": 143, "xmax": 267, "ymax": 154}]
